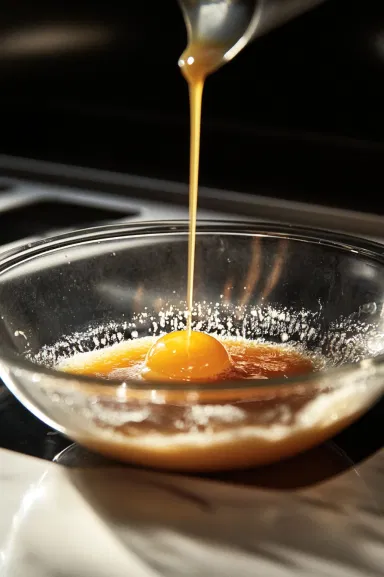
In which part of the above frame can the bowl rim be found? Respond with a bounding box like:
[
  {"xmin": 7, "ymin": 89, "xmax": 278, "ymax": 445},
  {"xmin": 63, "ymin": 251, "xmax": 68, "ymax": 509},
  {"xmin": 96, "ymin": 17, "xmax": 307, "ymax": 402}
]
[{"xmin": 0, "ymin": 219, "xmax": 384, "ymax": 393}]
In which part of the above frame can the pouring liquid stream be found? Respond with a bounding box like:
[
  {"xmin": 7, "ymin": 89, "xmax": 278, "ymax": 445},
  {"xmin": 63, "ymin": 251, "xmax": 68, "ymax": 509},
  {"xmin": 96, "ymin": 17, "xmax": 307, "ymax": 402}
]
[
  {"xmin": 178, "ymin": 44, "xmax": 226, "ymax": 335},
  {"xmin": 185, "ymin": 77, "xmax": 203, "ymax": 335}
]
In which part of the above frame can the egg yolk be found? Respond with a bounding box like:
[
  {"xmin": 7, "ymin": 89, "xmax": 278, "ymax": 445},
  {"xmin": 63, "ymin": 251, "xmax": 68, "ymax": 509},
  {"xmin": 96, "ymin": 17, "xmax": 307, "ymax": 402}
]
[{"xmin": 142, "ymin": 330, "xmax": 231, "ymax": 382}]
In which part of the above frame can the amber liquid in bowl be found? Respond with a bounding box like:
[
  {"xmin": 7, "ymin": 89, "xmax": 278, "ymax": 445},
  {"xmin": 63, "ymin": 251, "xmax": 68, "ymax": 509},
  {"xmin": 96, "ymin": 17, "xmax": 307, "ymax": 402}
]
[
  {"xmin": 55, "ymin": 337, "xmax": 363, "ymax": 472},
  {"xmin": 59, "ymin": 337, "xmax": 315, "ymax": 382}
]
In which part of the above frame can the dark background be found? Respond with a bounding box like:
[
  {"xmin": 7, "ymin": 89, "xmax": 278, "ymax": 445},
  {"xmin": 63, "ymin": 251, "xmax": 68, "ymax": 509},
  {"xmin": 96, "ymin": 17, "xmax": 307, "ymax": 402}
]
[{"xmin": 0, "ymin": 0, "xmax": 384, "ymax": 212}]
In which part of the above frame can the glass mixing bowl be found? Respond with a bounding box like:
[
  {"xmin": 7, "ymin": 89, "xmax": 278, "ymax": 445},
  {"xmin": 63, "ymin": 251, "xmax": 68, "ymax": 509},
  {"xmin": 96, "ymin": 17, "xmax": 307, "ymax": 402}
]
[{"xmin": 0, "ymin": 221, "xmax": 383, "ymax": 472}]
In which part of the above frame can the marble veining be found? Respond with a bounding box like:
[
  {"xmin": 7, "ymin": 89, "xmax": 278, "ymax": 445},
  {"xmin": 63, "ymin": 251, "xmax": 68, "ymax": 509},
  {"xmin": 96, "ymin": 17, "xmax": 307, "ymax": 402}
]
[{"xmin": 0, "ymin": 447, "xmax": 384, "ymax": 577}]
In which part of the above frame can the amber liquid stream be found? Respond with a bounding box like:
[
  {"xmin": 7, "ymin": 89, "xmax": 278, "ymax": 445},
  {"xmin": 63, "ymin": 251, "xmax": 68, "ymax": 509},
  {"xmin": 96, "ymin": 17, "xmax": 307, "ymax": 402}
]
[{"xmin": 179, "ymin": 44, "xmax": 225, "ymax": 333}]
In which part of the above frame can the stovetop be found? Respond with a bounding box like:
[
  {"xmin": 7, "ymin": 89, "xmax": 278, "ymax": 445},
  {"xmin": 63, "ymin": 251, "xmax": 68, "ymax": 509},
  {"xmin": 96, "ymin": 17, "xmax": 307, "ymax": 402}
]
[{"xmin": 0, "ymin": 154, "xmax": 383, "ymax": 485}]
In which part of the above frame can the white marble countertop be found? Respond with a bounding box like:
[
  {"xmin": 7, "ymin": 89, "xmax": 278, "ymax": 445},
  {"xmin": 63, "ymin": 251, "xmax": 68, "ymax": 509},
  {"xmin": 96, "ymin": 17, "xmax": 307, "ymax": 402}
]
[{"xmin": 1, "ymin": 446, "xmax": 384, "ymax": 577}]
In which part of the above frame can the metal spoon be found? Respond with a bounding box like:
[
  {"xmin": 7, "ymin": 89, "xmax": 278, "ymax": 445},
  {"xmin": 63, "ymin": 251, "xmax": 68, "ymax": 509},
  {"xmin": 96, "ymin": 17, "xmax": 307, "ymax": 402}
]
[{"xmin": 178, "ymin": 0, "xmax": 326, "ymax": 71}]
